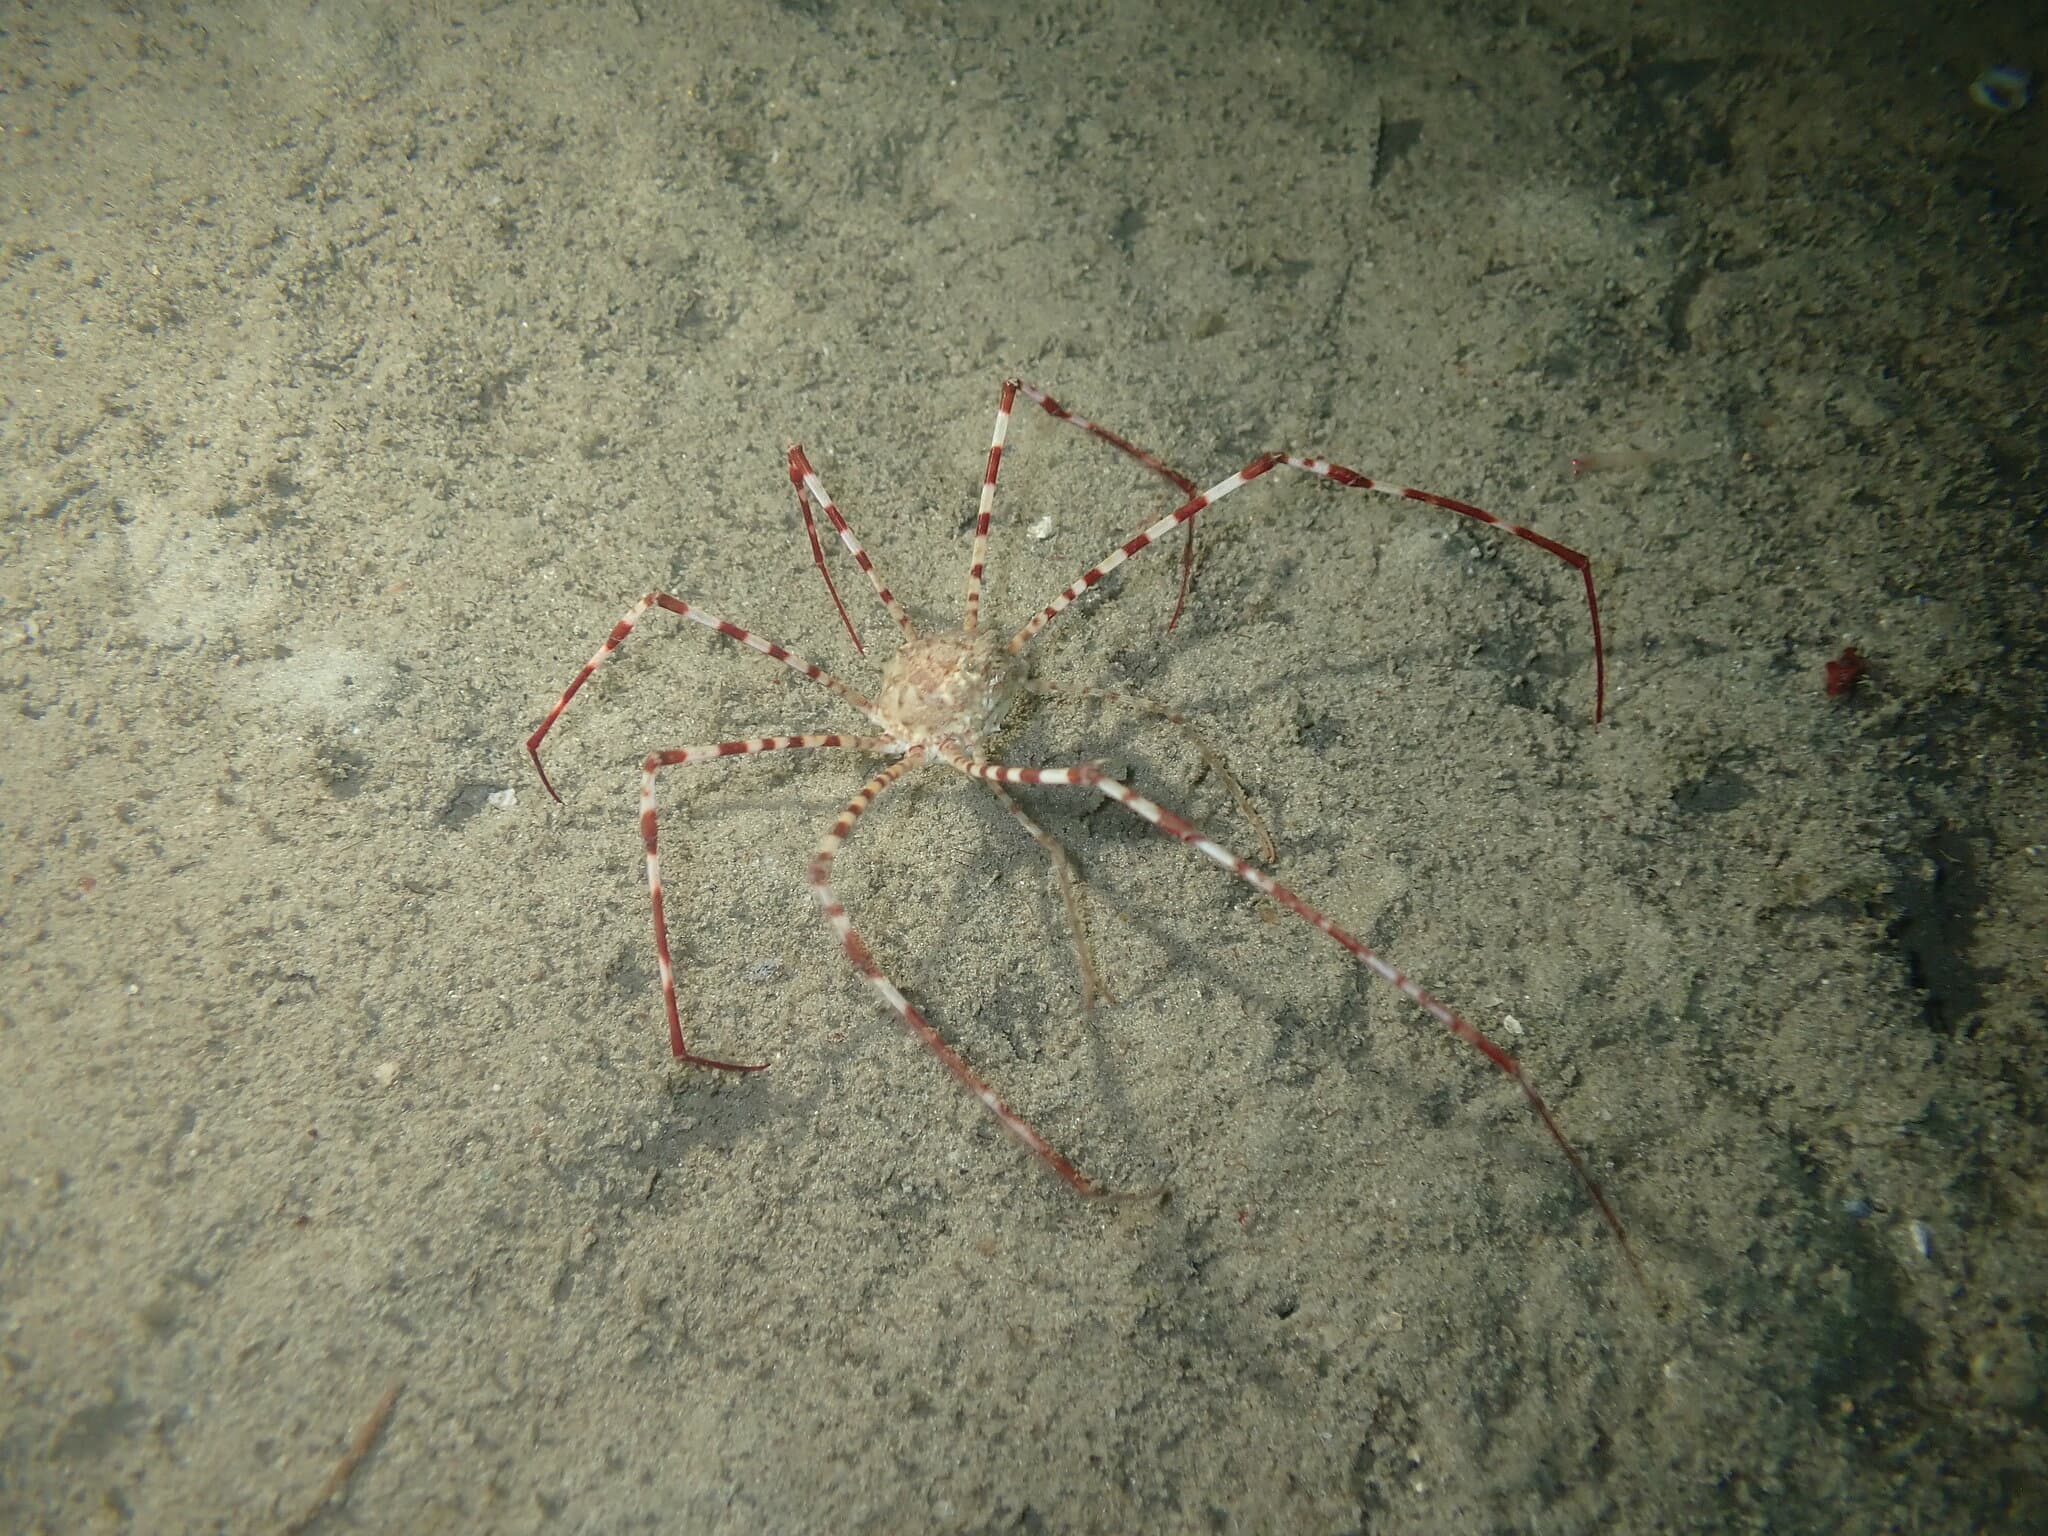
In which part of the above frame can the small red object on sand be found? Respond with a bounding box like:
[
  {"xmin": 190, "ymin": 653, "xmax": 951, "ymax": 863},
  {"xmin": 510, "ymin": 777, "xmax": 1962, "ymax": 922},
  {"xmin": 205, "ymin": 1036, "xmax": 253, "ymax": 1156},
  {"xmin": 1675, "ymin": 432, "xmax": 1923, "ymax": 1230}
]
[{"xmin": 1825, "ymin": 646, "xmax": 1867, "ymax": 697}]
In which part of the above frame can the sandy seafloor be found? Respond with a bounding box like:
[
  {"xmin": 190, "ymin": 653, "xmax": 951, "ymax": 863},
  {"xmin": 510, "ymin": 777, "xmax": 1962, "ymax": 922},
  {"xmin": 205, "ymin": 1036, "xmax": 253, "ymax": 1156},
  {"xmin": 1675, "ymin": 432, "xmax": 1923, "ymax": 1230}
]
[{"xmin": 3, "ymin": 1, "xmax": 2045, "ymax": 1531}]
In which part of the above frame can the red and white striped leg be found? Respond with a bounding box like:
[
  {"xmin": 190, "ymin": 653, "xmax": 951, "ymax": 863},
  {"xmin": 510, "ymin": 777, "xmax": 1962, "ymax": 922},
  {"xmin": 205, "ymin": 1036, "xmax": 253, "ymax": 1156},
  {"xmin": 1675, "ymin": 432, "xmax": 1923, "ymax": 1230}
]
[
  {"xmin": 1285, "ymin": 454, "xmax": 1606, "ymax": 722},
  {"xmin": 1009, "ymin": 453, "xmax": 1607, "ymax": 724},
  {"xmin": 949, "ymin": 753, "xmax": 1641, "ymax": 1280},
  {"xmin": 807, "ymin": 754, "xmax": 1115, "ymax": 1197},
  {"xmin": 980, "ymin": 777, "xmax": 1113, "ymax": 1015},
  {"xmin": 787, "ymin": 445, "xmax": 918, "ymax": 644},
  {"xmin": 1006, "ymin": 459, "xmax": 1275, "ymax": 658},
  {"xmin": 1010, "ymin": 379, "xmax": 1200, "ymax": 498},
  {"xmin": 1007, "ymin": 378, "xmax": 1205, "ymax": 629},
  {"xmin": 525, "ymin": 592, "xmax": 883, "ymax": 803},
  {"xmin": 962, "ymin": 379, "xmax": 1018, "ymax": 636},
  {"xmin": 1026, "ymin": 680, "xmax": 1277, "ymax": 864},
  {"xmin": 641, "ymin": 733, "xmax": 893, "ymax": 1070},
  {"xmin": 789, "ymin": 448, "xmax": 867, "ymax": 658}
]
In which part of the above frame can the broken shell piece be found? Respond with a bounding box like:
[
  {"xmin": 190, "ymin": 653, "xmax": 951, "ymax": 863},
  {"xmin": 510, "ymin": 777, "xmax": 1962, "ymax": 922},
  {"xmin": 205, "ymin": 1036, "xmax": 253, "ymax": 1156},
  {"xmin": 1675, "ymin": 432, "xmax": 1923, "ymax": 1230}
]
[{"xmin": 1909, "ymin": 1219, "xmax": 1934, "ymax": 1260}]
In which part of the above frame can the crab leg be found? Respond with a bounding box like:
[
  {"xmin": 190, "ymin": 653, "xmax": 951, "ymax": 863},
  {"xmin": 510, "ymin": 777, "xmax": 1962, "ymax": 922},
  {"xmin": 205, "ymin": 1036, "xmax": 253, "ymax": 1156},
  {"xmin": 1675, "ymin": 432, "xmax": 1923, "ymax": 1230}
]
[{"xmin": 947, "ymin": 751, "xmax": 1641, "ymax": 1280}]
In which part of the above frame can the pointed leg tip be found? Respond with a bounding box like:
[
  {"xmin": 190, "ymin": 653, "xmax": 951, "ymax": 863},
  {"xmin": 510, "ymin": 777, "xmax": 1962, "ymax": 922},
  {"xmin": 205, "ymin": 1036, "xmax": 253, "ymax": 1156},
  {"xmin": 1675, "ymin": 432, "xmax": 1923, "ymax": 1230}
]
[{"xmin": 527, "ymin": 745, "xmax": 565, "ymax": 803}]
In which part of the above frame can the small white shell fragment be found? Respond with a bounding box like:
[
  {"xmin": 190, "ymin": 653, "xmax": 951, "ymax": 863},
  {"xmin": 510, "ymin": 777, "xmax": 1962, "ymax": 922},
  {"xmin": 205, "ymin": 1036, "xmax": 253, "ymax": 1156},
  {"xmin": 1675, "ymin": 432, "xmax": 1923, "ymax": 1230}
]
[
  {"xmin": 1909, "ymin": 1220, "xmax": 1933, "ymax": 1260},
  {"xmin": 1501, "ymin": 1012, "xmax": 1524, "ymax": 1037},
  {"xmin": 1027, "ymin": 515, "xmax": 1055, "ymax": 541},
  {"xmin": 373, "ymin": 1060, "xmax": 401, "ymax": 1088},
  {"xmin": 487, "ymin": 786, "xmax": 518, "ymax": 810}
]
